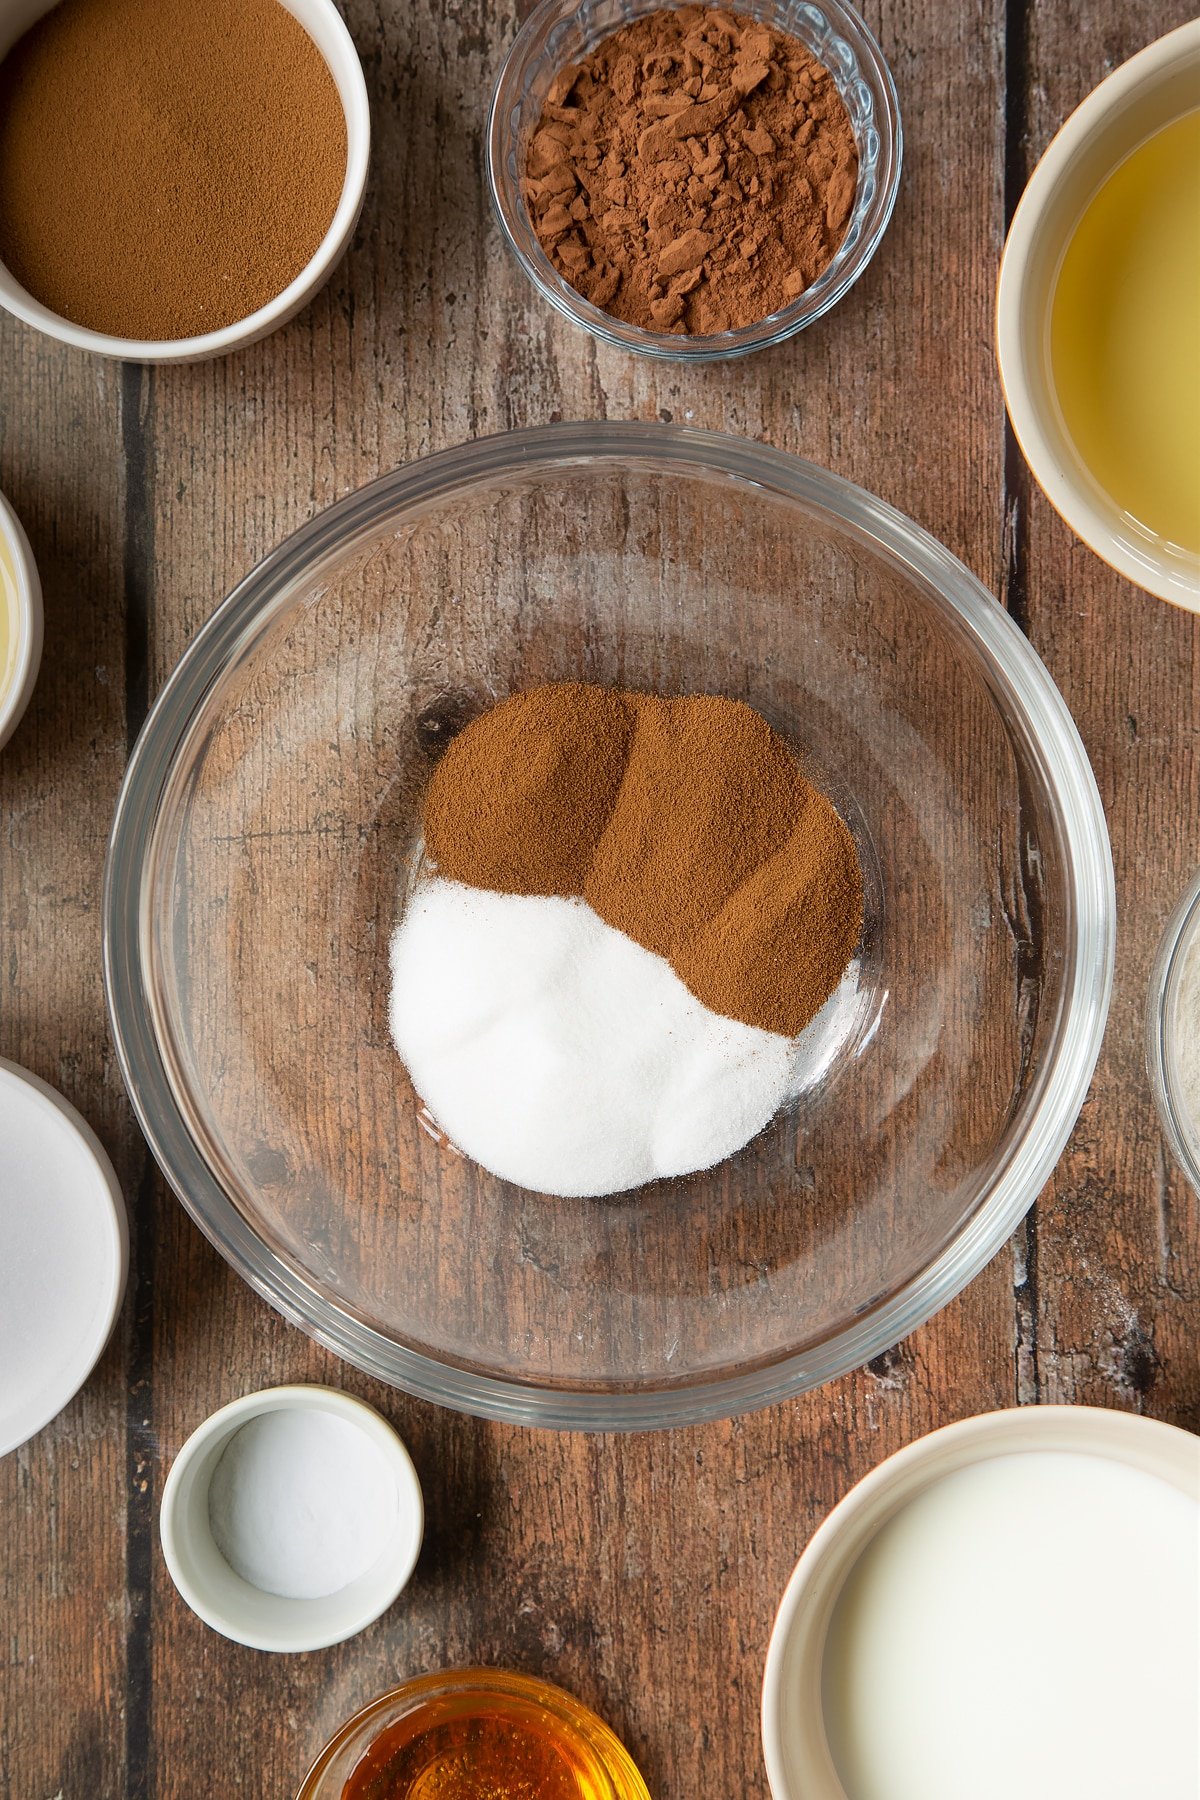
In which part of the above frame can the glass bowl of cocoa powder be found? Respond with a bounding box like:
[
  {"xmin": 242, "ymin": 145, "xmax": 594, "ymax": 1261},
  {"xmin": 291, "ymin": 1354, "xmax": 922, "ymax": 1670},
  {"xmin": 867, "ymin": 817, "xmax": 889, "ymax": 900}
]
[
  {"xmin": 105, "ymin": 424, "xmax": 1113, "ymax": 1428},
  {"xmin": 487, "ymin": 0, "xmax": 901, "ymax": 359}
]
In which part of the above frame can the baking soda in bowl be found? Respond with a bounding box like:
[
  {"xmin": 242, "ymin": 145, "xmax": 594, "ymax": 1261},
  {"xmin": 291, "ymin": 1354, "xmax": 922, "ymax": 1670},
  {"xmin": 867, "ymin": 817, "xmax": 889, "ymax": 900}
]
[
  {"xmin": 822, "ymin": 1450, "xmax": 1200, "ymax": 1800},
  {"xmin": 207, "ymin": 1409, "xmax": 397, "ymax": 1600}
]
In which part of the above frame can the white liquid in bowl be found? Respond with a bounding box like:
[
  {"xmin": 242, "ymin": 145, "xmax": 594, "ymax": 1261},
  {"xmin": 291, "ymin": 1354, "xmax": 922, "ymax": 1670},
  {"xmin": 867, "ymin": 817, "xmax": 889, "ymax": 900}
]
[{"xmin": 823, "ymin": 1450, "xmax": 1200, "ymax": 1800}]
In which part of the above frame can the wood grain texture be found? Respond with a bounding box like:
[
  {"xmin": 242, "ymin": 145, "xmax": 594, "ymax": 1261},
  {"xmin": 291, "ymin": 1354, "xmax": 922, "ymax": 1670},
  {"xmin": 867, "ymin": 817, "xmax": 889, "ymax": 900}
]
[
  {"xmin": 1010, "ymin": 0, "xmax": 1200, "ymax": 1429},
  {"xmin": 0, "ymin": 2, "xmax": 1195, "ymax": 1798}
]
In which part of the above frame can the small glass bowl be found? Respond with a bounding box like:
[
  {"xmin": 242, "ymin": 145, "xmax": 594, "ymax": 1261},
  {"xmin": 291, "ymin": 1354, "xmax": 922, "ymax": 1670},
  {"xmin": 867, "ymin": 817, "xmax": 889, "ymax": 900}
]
[
  {"xmin": 487, "ymin": 0, "xmax": 902, "ymax": 361},
  {"xmin": 296, "ymin": 1669, "xmax": 651, "ymax": 1800},
  {"xmin": 1147, "ymin": 866, "xmax": 1200, "ymax": 1195}
]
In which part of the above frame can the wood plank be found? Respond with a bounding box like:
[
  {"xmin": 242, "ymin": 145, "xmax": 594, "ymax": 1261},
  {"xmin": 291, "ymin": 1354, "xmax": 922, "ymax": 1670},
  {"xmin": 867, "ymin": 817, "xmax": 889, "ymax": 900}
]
[
  {"xmin": 0, "ymin": 341, "xmax": 140, "ymax": 1797},
  {"xmin": 1, "ymin": 1, "xmax": 1193, "ymax": 1797},
  {"xmin": 137, "ymin": 2, "xmax": 1013, "ymax": 1797},
  {"xmin": 1013, "ymin": 0, "xmax": 1200, "ymax": 1429}
]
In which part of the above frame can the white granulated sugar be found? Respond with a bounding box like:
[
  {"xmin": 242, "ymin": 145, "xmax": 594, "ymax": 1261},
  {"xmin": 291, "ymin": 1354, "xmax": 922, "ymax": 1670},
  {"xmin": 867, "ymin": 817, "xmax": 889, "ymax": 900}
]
[
  {"xmin": 388, "ymin": 878, "xmax": 803, "ymax": 1197},
  {"xmin": 207, "ymin": 1410, "xmax": 397, "ymax": 1600}
]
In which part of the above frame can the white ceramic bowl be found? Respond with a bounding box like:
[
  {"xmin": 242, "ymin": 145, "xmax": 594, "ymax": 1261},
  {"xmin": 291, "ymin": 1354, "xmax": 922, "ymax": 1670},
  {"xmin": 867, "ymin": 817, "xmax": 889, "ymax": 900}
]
[
  {"xmin": 0, "ymin": 1058, "xmax": 128, "ymax": 1456},
  {"xmin": 0, "ymin": 488, "xmax": 42, "ymax": 750},
  {"xmin": 762, "ymin": 1405, "xmax": 1200, "ymax": 1799},
  {"xmin": 159, "ymin": 1385, "xmax": 424, "ymax": 1652},
  {"xmin": 997, "ymin": 20, "xmax": 1200, "ymax": 610},
  {"xmin": 0, "ymin": 0, "xmax": 370, "ymax": 363}
]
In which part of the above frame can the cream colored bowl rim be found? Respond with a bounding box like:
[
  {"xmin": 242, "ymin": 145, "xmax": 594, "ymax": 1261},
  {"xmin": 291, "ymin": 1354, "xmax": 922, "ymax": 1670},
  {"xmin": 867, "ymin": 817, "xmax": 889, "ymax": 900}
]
[
  {"xmin": 0, "ymin": 488, "xmax": 43, "ymax": 750},
  {"xmin": 761, "ymin": 1404, "xmax": 1200, "ymax": 1800},
  {"xmin": 996, "ymin": 19, "xmax": 1200, "ymax": 611}
]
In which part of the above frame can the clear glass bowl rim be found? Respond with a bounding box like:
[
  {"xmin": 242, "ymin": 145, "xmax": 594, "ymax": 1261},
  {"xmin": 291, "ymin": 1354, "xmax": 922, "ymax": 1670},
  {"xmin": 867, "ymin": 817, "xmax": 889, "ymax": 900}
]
[
  {"xmin": 485, "ymin": 0, "xmax": 903, "ymax": 361},
  {"xmin": 102, "ymin": 422, "xmax": 1115, "ymax": 1431},
  {"xmin": 1146, "ymin": 864, "xmax": 1200, "ymax": 1195}
]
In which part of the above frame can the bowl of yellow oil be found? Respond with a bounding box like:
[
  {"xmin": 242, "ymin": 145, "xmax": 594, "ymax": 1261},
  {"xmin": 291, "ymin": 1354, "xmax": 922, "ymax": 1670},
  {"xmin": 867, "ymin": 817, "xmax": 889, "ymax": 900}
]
[
  {"xmin": 0, "ymin": 489, "xmax": 42, "ymax": 751},
  {"xmin": 295, "ymin": 1669, "xmax": 651, "ymax": 1800},
  {"xmin": 997, "ymin": 20, "xmax": 1200, "ymax": 610}
]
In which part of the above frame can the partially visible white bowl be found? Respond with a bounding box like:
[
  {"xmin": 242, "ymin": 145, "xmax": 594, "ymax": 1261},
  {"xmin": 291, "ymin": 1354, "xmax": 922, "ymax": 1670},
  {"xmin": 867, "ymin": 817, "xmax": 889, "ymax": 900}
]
[
  {"xmin": 159, "ymin": 1384, "xmax": 424, "ymax": 1653},
  {"xmin": 0, "ymin": 487, "xmax": 42, "ymax": 750},
  {"xmin": 997, "ymin": 20, "xmax": 1200, "ymax": 611},
  {"xmin": 0, "ymin": 0, "xmax": 370, "ymax": 363}
]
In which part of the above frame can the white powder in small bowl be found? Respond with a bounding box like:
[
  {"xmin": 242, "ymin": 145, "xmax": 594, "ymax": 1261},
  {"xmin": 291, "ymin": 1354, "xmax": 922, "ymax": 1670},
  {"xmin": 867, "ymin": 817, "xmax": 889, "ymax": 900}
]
[{"xmin": 207, "ymin": 1409, "xmax": 398, "ymax": 1600}]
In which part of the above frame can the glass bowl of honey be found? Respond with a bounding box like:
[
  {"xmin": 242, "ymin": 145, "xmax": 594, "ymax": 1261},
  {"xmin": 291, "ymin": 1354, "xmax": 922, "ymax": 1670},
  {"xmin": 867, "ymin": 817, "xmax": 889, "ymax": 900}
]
[{"xmin": 296, "ymin": 1669, "xmax": 650, "ymax": 1800}]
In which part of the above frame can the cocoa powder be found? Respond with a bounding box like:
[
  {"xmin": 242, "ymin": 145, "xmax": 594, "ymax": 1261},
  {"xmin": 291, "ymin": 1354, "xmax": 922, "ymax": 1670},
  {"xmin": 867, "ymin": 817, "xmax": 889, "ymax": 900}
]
[
  {"xmin": 423, "ymin": 683, "xmax": 863, "ymax": 1038},
  {"xmin": 523, "ymin": 5, "xmax": 859, "ymax": 335}
]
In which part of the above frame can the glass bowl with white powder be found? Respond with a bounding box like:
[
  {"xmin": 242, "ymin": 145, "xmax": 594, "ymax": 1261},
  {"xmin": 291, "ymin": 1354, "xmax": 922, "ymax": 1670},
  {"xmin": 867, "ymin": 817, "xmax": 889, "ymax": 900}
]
[
  {"xmin": 1148, "ymin": 866, "xmax": 1200, "ymax": 1195},
  {"xmin": 104, "ymin": 424, "xmax": 1114, "ymax": 1429}
]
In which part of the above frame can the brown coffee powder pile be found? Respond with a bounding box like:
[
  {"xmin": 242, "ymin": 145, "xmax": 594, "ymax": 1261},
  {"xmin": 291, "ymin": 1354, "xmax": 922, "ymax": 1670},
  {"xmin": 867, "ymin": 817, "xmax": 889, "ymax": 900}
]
[
  {"xmin": 0, "ymin": 0, "xmax": 347, "ymax": 340},
  {"xmin": 523, "ymin": 6, "xmax": 859, "ymax": 335},
  {"xmin": 423, "ymin": 683, "xmax": 863, "ymax": 1037}
]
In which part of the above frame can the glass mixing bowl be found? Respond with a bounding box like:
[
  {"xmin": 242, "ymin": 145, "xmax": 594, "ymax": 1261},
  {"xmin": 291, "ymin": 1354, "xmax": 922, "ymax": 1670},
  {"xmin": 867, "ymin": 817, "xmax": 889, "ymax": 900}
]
[
  {"xmin": 104, "ymin": 425, "xmax": 1114, "ymax": 1428},
  {"xmin": 1147, "ymin": 865, "xmax": 1200, "ymax": 1196}
]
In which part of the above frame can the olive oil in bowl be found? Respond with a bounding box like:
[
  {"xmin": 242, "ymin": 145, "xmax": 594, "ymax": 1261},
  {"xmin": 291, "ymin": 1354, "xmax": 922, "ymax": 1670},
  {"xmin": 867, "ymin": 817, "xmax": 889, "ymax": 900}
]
[{"xmin": 1051, "ymin": 109, "xmax": 1200, "ymax": 558}]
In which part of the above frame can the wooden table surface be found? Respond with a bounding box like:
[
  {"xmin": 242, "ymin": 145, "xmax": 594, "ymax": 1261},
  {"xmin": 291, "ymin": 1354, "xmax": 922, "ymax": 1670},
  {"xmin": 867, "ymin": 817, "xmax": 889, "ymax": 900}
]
[{"xmin": 2, "ymin": 2, "xmax": 1197, "ymax": 1795}]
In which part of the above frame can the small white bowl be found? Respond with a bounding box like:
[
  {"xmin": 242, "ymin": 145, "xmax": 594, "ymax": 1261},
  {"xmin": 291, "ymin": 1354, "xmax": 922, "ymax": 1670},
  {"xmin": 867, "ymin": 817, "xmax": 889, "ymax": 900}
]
[
  {"xmin": 0, "ymin": 487, "xmax": 42, "ymax": 750},
  {"xmin": 160, "ymin": 1384, "xmax": 424, "ymax": 1653},
  {"xmin": 0, "ymin": 0, "xmax": 370, "ymax": 363},
  {"xmin": 997, "ymin": 20, "xmax": 1200, "ymax": 610},
  {"xmin": 762, "ymin": 1405, "xmax": 1200, "ymax": 1799}
]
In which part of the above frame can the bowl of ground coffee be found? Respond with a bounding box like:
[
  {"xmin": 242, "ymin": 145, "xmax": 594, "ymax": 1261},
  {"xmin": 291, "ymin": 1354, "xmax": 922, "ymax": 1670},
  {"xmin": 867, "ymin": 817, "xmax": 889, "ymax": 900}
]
[
  {"xmin": 0, "ymin": 0, "xmax": 369, "ymax": 361},
  {"xmin": 105, "ymin": 423, "xmax": 1113, "ymax": 1430},
  {"xmin": 488, "ymin": 0, "xmax": 901, "ymax": 358}
]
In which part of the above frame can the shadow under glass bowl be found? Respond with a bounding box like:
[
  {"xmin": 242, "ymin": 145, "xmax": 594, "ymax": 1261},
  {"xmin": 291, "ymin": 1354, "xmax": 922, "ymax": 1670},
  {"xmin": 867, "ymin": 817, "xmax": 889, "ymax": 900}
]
[
  {"xmin": 1147, "ymin": 866, "xmax": 1200, "ymax": 1197},
  {"xmin": 103, "ymin": 424, "xmax": 1114, "ymax": 1429},
  {"xmin": 487, "ymin": 0, "xmax": 901, "ymax": 361}
]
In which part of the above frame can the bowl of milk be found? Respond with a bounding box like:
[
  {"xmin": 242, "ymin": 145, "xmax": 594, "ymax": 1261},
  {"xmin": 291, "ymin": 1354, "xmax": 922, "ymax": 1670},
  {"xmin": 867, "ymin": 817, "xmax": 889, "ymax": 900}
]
[
  {"xmin": 997, "ymin": 20, "xmax": 1200, "ymax": 610},
  {"xmin": 762, "ymin": 1405, "xmax": 1200, "ymax": 1800}
]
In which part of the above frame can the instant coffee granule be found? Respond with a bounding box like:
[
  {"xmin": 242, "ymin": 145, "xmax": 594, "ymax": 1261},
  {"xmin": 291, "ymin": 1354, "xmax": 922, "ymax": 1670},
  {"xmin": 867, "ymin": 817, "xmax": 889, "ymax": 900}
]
[
  {"xmin": 523, "ymin": 5, "xmax": 859, "ymax": 334},
  {"xmin": 423, "ymin": 683, "xmax": 863, "ymax": 1038},
  {"xmin": 0, "ymin": 0, "xmax": 347, "ymax": 340}
]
